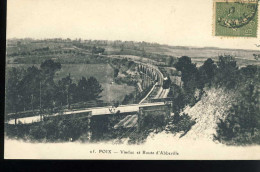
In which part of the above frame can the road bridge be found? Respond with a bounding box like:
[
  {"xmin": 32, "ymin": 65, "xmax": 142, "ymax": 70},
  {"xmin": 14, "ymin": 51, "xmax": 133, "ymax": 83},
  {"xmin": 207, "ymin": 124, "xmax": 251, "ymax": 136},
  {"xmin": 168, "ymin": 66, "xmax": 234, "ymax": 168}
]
[{"xmin": 8, "ymin": 102, "xmax": 168, "ymax": 125}]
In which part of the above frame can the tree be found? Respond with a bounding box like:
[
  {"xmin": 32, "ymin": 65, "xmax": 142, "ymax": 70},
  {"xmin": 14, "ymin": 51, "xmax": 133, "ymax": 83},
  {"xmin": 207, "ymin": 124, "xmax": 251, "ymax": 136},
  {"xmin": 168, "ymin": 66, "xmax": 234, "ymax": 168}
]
[
  {"xmin": 166, "ymin": 56, "xmax": 175, "ymax": 67},
  {"xmin": 175, "ymin": 56, "xmax": 192, "ymax": 72},
  {"xmin": 19, "ymin": 66, "xmax": 42, "ymax": 112},
  {"xmin": 174, "ymin": 56, "xmax": 199, "ymax": 85},
  {"xmin": 41, "ymin": 80, "xmax": 56, "ymax": 112},
  {"xmin": 40, "ymin": 59, "xmax": 61, "ymax": 112},
  {"xmin": 76, "ymin": 76, "xmax": 102, "ymax": 102},
  {"xmin": 174, "ymin": 56, "xmax": 200, "ymax": 104},
  {"xmin": 215, "ymin": 65, "xmax": 260, "ymax": 144},
  {"xmin": 92, "ymin": 46, "xmax": 97, "ymax": 55},
  {"xmin": 169, "ymin": 84, "xmax": 186, "ymax": 115},
  {"xmin": 216, "ymin": 84, "xmax": 260, "ymax": 144},
  {"xmin": 40, "ymin": 59, "xmax": 61, "ymax": 80},
  {"xmin": 55, "ymin": 74, "xmax": 75, "ymax": 109},
  {"xmin": 6, "ymin": 67, "xmax": 25, "ymax": 123},
  {"xmin": 141, "ymin": 47, "xmax": 146, "ymax": 57},
  {"xmin": 239, "ymin": 65, "xmax": 257, "ymax": 79},
  {"xmin": 238, "ymin": 68, "xmax": 260, "ymax": 135},
  {"xmin": 87, "ymin": 77, "xmax": 103, "ymax": 100},
  {"xmin": 120, "ymin": 45, "xmax": 124, "ymax": 52},
  {"xmin": 76, "ymin": 77, "xmax": 90, "ymax": 102},
  {"xmin": 253, "ymin": 54, "xmax": 259, "ymax": 60},
  {"xmin": 199, "ymin": 58, "xmax": 217, "ymax": 87},
  {"xmin": 114, "ymin": 68, "xmax": 119, "ymax": 78},
  {"xmin": 97, "ymin": 47, "xmax": 105, "ymax": 54},
  {"xmin": 215, "ymin": 55, "xmax": 238, "ymax": 88},
  {"xmin": 122, "ymin": 93, "xmax": 134, "ymax": 105}
]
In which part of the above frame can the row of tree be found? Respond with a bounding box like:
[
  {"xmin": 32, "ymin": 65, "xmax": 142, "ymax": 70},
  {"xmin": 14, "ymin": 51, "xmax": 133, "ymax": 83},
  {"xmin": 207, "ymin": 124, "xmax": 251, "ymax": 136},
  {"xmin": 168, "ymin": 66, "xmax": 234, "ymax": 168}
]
[
  {"xmin": 6, "ymin": 59, "xmax": 103, "ymax": 116},
  {"xmin": 172, "ymin": 55, "xmax": 242, "ymax": 107}
]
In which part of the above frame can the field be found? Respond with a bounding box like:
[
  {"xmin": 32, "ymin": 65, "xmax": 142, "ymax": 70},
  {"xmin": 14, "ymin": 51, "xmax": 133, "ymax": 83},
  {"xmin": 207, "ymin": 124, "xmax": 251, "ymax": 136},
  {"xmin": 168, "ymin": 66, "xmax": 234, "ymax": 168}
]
[
  {"xmin": 6, "ymin": 63, "xmax": 135, "ymax": 103},
  {"xmin": 100, "ymin": 43, "xmax": 260, "ymax": 66},
  {"xmin": 7, "ymin": 39, "xmax": 260, "ymax": 67},
  {"xmin": 188, "ymin": 56, "xmax": 260, "ymax": 67},
  {"xmin": 56, "ymin": 64, "xmax": 135, "ymax": 102}
]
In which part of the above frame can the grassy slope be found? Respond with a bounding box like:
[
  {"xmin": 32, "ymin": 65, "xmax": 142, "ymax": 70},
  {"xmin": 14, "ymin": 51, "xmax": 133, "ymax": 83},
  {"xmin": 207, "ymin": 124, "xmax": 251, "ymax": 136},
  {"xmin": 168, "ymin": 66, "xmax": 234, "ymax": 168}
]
[
  {"xmin": 182, "ymin": 88, "xmax": 238, "ymax": 141},
  {"xmin": 56, "ymin": 64, "xmax": 136, "ymax": 103},
  {"xmin": 145, "ymin": 88, "xmax": 238, "ymax": 143}
]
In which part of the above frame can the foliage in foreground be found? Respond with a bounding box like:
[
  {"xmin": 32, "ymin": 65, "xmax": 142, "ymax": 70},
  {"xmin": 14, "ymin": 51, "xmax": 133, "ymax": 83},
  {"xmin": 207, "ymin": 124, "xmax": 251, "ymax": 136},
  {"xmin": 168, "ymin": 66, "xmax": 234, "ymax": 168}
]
[
  {"xmin": 6, "ymin": 59, "xmax": 103, "ymax": 117},
  {"xmin": 214, "ymin": 65, "xmax": 260, "ymax": 145},
  {"xmin": 6, "ymin": 115, "xmax": 90, "ymax": 142},
  {"xmin": 165, "ymin": 113, "xmax": 196, "ymax": 137},
  {"xmin": 127, "ymin": 113, "xmax": 196, "ymax": 144}
]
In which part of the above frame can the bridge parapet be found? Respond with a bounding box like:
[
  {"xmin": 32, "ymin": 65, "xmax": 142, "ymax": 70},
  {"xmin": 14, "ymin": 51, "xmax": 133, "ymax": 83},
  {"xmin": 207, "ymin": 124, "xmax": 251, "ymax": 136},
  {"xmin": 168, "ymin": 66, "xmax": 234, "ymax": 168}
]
[{"xmin": 137, "ymin": 104, "xmax": 171, "ymax": 132}]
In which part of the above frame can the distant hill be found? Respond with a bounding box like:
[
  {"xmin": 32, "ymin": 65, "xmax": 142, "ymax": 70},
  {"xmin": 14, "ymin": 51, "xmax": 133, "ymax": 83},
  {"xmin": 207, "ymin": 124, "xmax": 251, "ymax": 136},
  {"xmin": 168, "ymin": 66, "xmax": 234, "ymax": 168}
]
[{"xmin": 6, "ymin": 38, "xmax": 260, "ymax": 66}]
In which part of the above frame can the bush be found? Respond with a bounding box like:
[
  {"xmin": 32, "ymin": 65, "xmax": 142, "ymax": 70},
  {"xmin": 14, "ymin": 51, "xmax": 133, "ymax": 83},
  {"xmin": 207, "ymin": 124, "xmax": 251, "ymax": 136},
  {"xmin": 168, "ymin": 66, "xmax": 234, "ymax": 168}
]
[
  {"xmin": 128, "ymin": 131, "xmax": 149, "ymax": 145},
  {"xmin": 215, "ymin": 119, "xmax": 260, "ymax": 145},
  {"xmin": 166, "ymin": 113, "xmax": 196, "ymax": 137},
  {"xmin": 6, "ymin": 115, "xmax": 90, "ymax": 142},
  {"xmin": 213, "ymin": 55, "xmax": 239, "ymax": 89}
]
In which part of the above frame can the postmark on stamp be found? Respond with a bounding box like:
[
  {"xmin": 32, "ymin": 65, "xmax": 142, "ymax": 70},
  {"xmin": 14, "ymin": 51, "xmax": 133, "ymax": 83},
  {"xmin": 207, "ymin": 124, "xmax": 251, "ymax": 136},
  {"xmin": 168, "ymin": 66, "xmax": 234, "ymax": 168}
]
[{"xmin": 213, "ymin": 0, "xmax": 259, "ymax": 37}]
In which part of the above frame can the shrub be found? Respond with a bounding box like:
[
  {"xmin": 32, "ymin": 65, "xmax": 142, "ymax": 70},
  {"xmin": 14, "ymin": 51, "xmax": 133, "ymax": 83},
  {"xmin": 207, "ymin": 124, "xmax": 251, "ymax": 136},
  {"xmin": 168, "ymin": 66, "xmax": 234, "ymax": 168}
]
[{"xmin": 166, "ymin": 113, "xmax": 196, "ymax": 137}]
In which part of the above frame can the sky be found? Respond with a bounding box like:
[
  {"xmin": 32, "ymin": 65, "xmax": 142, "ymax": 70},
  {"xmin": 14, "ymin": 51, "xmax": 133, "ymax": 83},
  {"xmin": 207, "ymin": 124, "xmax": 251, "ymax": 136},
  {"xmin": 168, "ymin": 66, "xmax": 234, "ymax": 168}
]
[{"xmin": 7, "ymin": 0, "xmax": 260, "ymax": 50}]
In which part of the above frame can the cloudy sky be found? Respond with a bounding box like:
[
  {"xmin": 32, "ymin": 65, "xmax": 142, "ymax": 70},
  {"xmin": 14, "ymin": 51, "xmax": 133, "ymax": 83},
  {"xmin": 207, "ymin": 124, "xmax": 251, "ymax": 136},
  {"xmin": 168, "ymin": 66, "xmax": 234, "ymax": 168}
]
[{"xmin": 7, "ymin": 0, "xmax": 260, "ymax": 50}]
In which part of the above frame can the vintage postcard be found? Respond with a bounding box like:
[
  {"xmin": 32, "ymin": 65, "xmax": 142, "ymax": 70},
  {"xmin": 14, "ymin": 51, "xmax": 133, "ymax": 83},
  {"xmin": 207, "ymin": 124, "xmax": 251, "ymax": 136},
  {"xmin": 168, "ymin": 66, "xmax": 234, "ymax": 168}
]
[{"xmin": 4, "ymin": 0, "xmax": 260, "ymax": 159}]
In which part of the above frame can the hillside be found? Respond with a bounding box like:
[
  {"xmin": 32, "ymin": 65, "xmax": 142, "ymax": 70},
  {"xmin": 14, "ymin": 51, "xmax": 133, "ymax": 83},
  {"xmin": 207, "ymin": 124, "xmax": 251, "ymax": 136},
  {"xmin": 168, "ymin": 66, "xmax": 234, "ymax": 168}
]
[
  {"xmin": 183, "ymin": 88, "xmax": 237, "ymax": 141},
  {"xmin": 146, "ymin": 88, "xmax": 238, "ymax": 142}
]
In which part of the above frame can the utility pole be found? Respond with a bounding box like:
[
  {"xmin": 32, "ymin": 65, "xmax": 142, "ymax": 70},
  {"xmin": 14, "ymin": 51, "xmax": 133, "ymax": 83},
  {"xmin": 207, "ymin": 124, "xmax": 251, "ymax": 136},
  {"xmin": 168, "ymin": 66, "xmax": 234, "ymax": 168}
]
[
  {"xmin": 40, "ymin": 81, "xmax": 42, "ymax": 121},
  {"xmin": 31, "ymin": 94, "xmax": 34, "ymax": 113},
  {"xmin": 67, "ymin": 85, "xmax": 69, "ymax": 110},
  {"xmin": 67, "ymin": 73, "xmax": 71, "ymax": 109}
]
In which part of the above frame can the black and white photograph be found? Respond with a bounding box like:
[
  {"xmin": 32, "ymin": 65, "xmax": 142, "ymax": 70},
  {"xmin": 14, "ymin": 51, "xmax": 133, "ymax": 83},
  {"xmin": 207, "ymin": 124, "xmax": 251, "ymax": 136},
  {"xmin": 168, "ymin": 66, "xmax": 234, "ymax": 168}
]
[{"xmin": 4, "ymin": 0, "xmax": 260, "ymax": 159}]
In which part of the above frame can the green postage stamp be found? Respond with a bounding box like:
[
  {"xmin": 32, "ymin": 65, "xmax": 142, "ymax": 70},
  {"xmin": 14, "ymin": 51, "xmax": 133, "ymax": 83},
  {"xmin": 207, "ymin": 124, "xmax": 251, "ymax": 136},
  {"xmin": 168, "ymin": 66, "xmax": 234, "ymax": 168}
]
[{"xmin": 213, "ymin": 0, "xmax": 259, "ymax": 37}]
